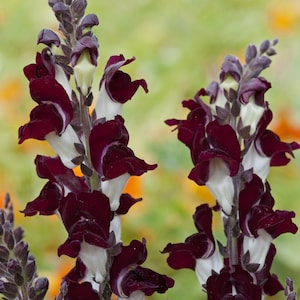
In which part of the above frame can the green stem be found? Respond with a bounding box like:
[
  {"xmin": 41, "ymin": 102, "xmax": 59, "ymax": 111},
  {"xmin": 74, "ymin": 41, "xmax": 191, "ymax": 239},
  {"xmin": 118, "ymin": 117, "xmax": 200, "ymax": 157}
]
[{"xmin": 80, "ymin": 93, "xmax": 100, "ymax": 191}]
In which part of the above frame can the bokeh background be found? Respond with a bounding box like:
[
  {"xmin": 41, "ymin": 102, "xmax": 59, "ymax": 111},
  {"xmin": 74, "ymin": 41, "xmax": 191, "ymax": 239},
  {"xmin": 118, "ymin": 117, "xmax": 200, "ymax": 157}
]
[{"xmin": 1, "ymin": 0, "xmax": 300, "ymax": 299}]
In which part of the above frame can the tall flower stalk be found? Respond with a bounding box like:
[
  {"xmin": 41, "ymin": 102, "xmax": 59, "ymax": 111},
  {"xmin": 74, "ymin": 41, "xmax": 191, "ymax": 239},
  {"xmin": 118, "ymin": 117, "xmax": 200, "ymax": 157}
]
[
  {"xmin": 18, "ymin": 1, "xmax": 173, "ymax": 299},
  {"xmin": 162, "ymin": 40, "xmax": 299, "ymax": 299}
]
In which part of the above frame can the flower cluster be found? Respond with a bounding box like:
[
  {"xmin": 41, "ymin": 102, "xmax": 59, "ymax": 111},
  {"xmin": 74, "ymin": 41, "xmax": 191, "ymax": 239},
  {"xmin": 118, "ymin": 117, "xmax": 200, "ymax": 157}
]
[
  {"xmin": 18, "ymin": 1, "xmax": 173, "ymax": 299},
  {"xmin": 163, "ymin": 40, "xmax": 299, "ymax": 299},
  {"xmin": 0, "ymin": 194, "xmax": 48, "ymax": 300}
]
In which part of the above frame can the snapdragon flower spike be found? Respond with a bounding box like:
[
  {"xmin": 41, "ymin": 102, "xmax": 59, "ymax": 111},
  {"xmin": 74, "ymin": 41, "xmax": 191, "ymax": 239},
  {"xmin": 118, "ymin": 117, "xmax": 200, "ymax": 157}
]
[
  {"xmin": 162, "ymin": 204, "xmax": 222, "ymax": 287},
  {"xmin": 110, "ymin": 239, "xmax": 174, "ymax": 299},
  {"xmin": 165, "ymin": 40, "xmax": 299, "ymax": 299},
  {"xmin": 94, "ymin": 55, "xmax": 148, "ymax": 120}
]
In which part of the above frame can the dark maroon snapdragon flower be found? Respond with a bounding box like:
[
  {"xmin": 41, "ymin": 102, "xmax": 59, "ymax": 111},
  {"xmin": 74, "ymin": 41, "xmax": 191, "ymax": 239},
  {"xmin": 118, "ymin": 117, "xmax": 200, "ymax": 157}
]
[
  {"xmin": 58, "ymin": 190, "xmax": 111, "ymax": 258},
  {"xmin": 162, "ymin": 204, "xmax": 222, "ymax": 286},
  {"xmin": 89, "ymin": 115, "xmax": 157, "ymax": 180},
  {"xmin": 22, "ymin": 155, "xmax": 88, "ymax": 216},
  {"xmin": 18, "ymin": 75, "xmax": 73, "ymax": 142},
  {"xmin": 206, "ymin": 265, "xmax": 262, "ymax": 300},
  {"xmin": 94, "ymin": 55, "xmax": 148, "ymax": 120},
  {"xmin": 110, "ymin": 239, "xmax": 174, "ymax": 298}
]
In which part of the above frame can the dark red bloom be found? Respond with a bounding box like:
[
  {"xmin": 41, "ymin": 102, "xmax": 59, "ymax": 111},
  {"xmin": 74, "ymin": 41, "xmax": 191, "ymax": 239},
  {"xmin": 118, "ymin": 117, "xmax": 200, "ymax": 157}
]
[
  {"xmin": 21, "ymin": 155, "xmax": 88, "ymax": 216},
  {"xmin": 162, "ymin": 204, "xmax": 218, "ymax": 270},
  {"xmin": 89, "ymin": 116, "xmax": 157, "ymax": 179},
  {"xmin": 99, "ymin": 55, "xmax": 148, "ymax": 104},
  {"xmin": 239, "ymin": 175, "xmax": 298, "ymax": 239},
  {"xmin": 206, "ymin": 266, "xmax": 262, "ymax": 300},
  {"xmin": 58, "ymin": 191, "xmax": 111, "ymax": 258},
  {"xmin": 110, "ymin": 239, "xmax": 174, "ymax": 297}
]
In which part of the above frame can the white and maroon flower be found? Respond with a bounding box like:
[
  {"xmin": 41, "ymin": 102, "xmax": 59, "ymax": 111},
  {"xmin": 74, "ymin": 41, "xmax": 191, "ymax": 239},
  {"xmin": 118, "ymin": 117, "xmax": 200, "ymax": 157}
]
[
  {"xmin": 94, "ymin": 55, "xmax": 148, "ymax": 120},
  {"xmin": 19, "ymin": 57, "xmax": 81, "ymax": 168},
  {"xmin": 243, "ymin": 109, "xmax": 300, "ymax": 182},
  {"xmin": 167, "ymin": 100, "xmax": 240, "ymax": 214},
  {"xmin": 239, "ymin": 175, "xmax": 297, "ymax": 271},
  {"xmin": 21, "ymin": 155, "xmax": 88, "ymax": 216},
  {"xmin": 89, "ymin": 116, "xmax": 156, "ymax": 210},
  {"xmin": 58, "ymin": 190, "xmax": 112, "ymax": 283},
  {"xmin": 206, "ymin": 265, "xmax": 262, "ymax": 299},
  {"xmin": 110, "ymin": 239, "xmax": 174, "ymax": 299},
  {"xmin": 162, "ymin": 204, "xmax": 222, "ymax": 287}
]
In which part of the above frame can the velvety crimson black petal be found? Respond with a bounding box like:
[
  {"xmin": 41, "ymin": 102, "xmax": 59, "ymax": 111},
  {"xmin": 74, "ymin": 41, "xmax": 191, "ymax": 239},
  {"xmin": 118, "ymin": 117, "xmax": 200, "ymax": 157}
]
[
  {"xmin": 89, "ymin": 116, "xmax": 129, "ymax": 175},
  {"xmin": 99, "ymin": 55, "xmax": 148, "ymax": 104},
  {"xmin": 231, "ymin": 266, "xmax": 262, "ymax": 299},
  {"xmin": 34, "ymin": 155, "xmax": 88, "ymax": 193},
  {"xmin": 24, "ymin": 50, "xmax": 55, "ymax": 80},
  {"xmin": 21, "ymin": 181, "xmax": 62, "ymax": 216},
  {"xmin": 116, "ymin": 193, "xmax": 142, "ymax": 215},
  {"xmin": 63, "ymin": 258, "xmax": 87, "ymax": 283},
  {"xmin": 248, "ymin": 206, "xmax": 297, "ymax": 238},
  {"xmin": 58, "ymin": 191, "xmax": 111, "ymax": 257},
  {"xmin": 207, "ymin": 266, "xmax": 262, "ymax": 300},
  {"xmin": 110, "ymin": 239, "xmax": 147, "ymax": 281},
  {"xmin": 239, "ymin": 174, "xmax": 264, "ymax": 236},
  {"xmin": 188, "ymin": 160, "xmax": 210, "ymax": 185},
  {"xmin": 29, "ymin": 76, "xmax": 73, "ymax": 122},
  {"xmin": 162, "ymin": 241, "xmax": 197, "ymax": 270},
  {"xmin": 162, "ymin": 233, "xmax": 215, "ymax": 270},
  {"xmin": 108, "ymin": 70, "xmax": 147, "ymax": 103},
  {"xmin": 120, "ymin": 266, "xmax": 174, "ymax": 297},
  {"xmin": 193, "ymin": 204, "xmax": 214, "ymax": 253},
  {"xmin": 165, "ymin": 99, "xmax": 211, "ymax": 163},
  {"xmin": 188, "ymin": 121, "xmax": 241, "ymax": 186},
  {"xmin": 110, "ymin": 240, "xmax": 173, "ymax": 297},
  {"xmin": 205, "ymin": 120, "xmax": 241, "ymax": 175},
  {"xmin": 102, "ymin": 143, "xmax": 157, "ymax": 179},
  {"xmin": 259, "ymin": 129, "xmax": 300, "ymax": 166},
  {"xmin": 206, "ymin": 267, "xmax": 232, "ymax": 299},
  {"xmin": 64, "ymin": 281, "xmax": 99, "ymax": 300},
  {"xmin": 259, "ymin": 182, "xmax": 274, "ymax": 207},
  {"xmin": 18, "ymin": 102, "xmax": 63, "ymax": 142}
]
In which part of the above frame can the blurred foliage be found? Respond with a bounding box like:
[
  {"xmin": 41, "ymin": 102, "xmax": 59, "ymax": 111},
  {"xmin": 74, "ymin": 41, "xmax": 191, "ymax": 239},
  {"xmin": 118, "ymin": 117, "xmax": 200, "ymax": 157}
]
[{"xmin": 1, "ymin": 0, "xmax": 300, "ymax": 299}]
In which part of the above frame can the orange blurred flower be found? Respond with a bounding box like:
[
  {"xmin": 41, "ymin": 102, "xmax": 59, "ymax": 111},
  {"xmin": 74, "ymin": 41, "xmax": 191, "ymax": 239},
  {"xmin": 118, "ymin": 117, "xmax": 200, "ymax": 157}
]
[{"xmin": 267, "ymin": 1, "xmax": 300, "ymax": 33}]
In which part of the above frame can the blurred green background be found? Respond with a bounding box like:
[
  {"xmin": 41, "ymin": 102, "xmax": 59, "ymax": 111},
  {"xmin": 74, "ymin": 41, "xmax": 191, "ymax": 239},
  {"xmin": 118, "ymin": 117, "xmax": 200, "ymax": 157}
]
[{"xmin": 1, "ymin": 0, "xmax": 300, "ymax": 299}]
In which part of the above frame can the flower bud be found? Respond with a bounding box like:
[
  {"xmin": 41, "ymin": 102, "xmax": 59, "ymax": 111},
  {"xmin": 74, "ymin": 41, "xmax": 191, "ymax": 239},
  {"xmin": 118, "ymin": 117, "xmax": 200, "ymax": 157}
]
[
  {"xmin": 240, "ymin": 97, "xmax": 265, "ymax": 136},
  {"xmin": 74, "ymin": 50, "xmax": 96, "ymax": 96}
]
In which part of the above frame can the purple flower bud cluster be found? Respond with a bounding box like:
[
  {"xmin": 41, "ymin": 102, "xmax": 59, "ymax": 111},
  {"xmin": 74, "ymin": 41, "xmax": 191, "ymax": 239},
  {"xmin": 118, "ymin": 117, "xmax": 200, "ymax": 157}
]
[
  {"xmin": 163, "ymin": 40, "xmax": 299, "ymax": 299},
  {"xmin": 18, "ymin": 1, "xmax": 173, "ymax": 299},
  {"xmin": 0, "ymin": 194, "xmax": 49, "ymax": 300}
]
